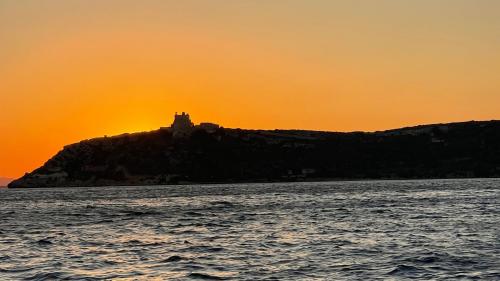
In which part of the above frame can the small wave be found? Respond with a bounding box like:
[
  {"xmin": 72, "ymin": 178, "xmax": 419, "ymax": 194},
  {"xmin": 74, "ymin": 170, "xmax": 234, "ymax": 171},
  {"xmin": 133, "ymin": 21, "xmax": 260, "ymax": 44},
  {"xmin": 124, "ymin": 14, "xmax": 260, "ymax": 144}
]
[
  {"xmin": 102, "ymin": 260, "xmax": 120, "ymax": 265},
  {"xmin": 387, "ymin": 264, "xmax": 428, "ymax": 276},
  {"xmin": 185, "ymin": 211, "xmax": 204, "ymax": 216},
  {"xmin": 123, "ymin": 239, "xmax": 164, "ymax": 247},
  {"xmin": 0, "ymin": 267, "xmax": 33, "ymax": 273},
  {"xmin": 122, "ymin": 210, "xmax": 162, "ymax": 217},
  {"xmin": 236, "ymin": 215, "xmax": 247, "ymax": 221},
  {"xmin": 67, "ymin": 213, "xmax": 92, "ymax": 217},
  {"xmin": 203, "ymin": 222, "xmax": 232, "ymax": 228},
  {"xmin": 125, "ymin": 239, "xmax": 142, "ymax": 244},
  {"xmin": 80, "ymin": 241, "xmax": 103, "ymax": 247},
  {"xmin": 163, "ymin": 255, "xmax": 183, "ymax": 262},
  {"xmin": 184, "ymin": 245, "xmax": 224, "ymax": 253},
  {"xmin": 176, "ymin": 229, "xmax": 199, "ymax": 235},
  {"xmin": 388, "ymin": 265, "xmax": 413, "ymax": 274},
  {"xmin": 187, "ymin": 272, "xmax": 229, "ymax": 280},
  {"xmin": 416, "ymin": 256, "xmax": 440, "ymax": 263},
  {"xmin": 402, "ymin": 253, "xmax": 443, "ymax": 264},
  {"xmin": 185, "ymin": 265, "xmax": 205, "ymax": 270},
  {"xmin": 24, "ymin": 271, "xmax": 64, "ymax": 280},
  {"xmin": 210, "ymin": 201, "xmax": 234, "ymax": 207},
  {"xmin": 36, "ymin": 238, "xmax": 53, "ymax": 246},
  {"xmin": 96, "ymin": 219, "xmax": 114, "ymax": 224}
]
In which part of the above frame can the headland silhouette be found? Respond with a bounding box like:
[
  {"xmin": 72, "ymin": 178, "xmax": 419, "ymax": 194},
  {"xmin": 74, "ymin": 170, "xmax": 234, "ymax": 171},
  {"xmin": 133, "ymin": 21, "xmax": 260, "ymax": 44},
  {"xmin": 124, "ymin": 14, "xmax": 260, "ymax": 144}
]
[{"xmin": 8, "ymin": 113, "xmax": 500, "ymax": 188}]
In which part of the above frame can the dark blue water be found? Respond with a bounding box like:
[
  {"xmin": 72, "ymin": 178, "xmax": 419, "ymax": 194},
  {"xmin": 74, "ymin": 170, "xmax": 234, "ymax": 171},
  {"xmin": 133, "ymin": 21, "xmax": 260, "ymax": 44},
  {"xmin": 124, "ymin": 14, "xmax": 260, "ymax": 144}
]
[{"xmin": 0, "ymin": 179, "xmax": 499, "ymax": 280}]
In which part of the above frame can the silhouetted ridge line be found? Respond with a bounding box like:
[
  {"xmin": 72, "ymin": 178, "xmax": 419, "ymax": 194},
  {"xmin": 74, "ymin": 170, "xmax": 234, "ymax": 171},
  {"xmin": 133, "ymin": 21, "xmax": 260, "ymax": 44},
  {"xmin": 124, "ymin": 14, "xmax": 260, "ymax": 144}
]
[{"xmin": 8, "ymin": 115, "xmax": 500, "ymax": 188}]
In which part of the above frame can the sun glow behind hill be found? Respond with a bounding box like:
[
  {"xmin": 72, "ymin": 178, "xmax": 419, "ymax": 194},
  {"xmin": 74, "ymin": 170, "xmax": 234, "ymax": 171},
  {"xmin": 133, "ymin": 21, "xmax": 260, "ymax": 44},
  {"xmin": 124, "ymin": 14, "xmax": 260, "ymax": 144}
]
[
  {"xmin": 1, "ymin": 0, "xmax": 500, "ymax": 178},
  {"xmin": 0, "ymin": 177, "xmax": 13, "ymax": 187}
]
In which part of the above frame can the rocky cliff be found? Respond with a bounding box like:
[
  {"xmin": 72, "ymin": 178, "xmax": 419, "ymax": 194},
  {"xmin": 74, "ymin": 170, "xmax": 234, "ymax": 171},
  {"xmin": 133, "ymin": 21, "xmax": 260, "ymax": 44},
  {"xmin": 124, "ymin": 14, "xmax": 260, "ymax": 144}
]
[{"xmin": 9, "ymin": 121, "xmax": 500, "ymax": 188}]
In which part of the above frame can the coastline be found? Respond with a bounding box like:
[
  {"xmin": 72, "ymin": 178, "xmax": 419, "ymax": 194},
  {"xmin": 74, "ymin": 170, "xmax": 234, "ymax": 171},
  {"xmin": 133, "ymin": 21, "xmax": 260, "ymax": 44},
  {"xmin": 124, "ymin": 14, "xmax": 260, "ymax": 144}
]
[
  {"xmin": 7, "ymin": 176, "xmax": 500, "ymax": 189},
  {"xmin": 9, "ymin": 120, "xmax": 500, "ymax": 189}
]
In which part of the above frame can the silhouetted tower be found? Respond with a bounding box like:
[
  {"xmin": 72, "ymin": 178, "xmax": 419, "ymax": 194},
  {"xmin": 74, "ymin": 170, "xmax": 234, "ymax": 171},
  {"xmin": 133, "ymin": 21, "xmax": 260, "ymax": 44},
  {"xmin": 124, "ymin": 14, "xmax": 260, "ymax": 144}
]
[{"xmin": 171, "ymin": 112, "xmax": 194, "ymax": 136}]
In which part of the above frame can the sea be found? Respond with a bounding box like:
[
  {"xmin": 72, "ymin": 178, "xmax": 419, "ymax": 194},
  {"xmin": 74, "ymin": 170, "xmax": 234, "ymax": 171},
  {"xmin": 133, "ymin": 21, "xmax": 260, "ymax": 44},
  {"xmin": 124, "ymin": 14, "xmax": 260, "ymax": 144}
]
[{"xmin": 0, "ymin": 179, "xmax": 499, "ymax": 280}]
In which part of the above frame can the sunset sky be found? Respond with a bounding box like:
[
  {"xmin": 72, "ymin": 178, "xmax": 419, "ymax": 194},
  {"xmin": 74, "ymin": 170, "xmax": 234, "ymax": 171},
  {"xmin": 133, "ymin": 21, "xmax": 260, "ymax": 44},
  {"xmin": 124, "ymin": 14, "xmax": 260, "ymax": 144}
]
[{"xmin": 1, "ymin": 0, "xmax": 500, "ymax": 178}]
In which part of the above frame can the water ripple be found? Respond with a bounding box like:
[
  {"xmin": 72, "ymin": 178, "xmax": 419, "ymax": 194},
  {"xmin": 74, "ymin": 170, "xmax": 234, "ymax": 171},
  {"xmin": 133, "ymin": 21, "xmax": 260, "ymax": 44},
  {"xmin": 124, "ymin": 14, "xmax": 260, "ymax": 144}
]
[{"xmin": 0, "ymin": 179, "xmax": 499, "ymax": 280}]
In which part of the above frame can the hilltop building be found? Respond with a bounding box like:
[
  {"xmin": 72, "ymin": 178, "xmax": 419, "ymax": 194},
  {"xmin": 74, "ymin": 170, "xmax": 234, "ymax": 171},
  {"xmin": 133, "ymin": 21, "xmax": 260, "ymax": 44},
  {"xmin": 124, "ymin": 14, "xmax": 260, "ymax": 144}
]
[
  {"xmin": 197, "ymin": 122, "xmax": 220, "ymax": 133},
  {"xmin": 172, "ymin": 112, "xmax": 194, "ymax": 130},
  {"xmin": 164, "ymin": 112, "xmax": 220, "ymax": 137},
  {"xmin": 170, "ymin": 112, "xmax": 194, "ymax": 137}
]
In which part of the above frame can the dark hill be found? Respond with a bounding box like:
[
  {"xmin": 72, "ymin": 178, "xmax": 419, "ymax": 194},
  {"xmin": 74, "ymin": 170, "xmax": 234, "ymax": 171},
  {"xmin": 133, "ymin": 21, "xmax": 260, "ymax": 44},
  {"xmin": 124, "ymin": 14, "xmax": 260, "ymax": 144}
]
[{"xmin": 8, "ymin": 120, "xmax": 500, "ymax": 188}]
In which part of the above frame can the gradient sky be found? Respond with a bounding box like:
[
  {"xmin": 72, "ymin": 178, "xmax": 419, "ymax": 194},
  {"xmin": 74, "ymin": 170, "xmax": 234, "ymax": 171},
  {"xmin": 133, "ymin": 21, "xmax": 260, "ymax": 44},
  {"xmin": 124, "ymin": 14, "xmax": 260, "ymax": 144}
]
[{"xmin": 1, "ymin": 0, "xmax": 500, "ymax": 178}]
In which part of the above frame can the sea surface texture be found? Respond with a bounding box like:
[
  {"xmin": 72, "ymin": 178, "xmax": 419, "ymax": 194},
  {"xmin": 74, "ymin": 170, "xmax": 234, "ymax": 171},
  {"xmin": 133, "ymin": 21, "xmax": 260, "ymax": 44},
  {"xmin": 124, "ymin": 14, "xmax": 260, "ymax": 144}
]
[{"xmin": 0, "ymin": 179, "xmax": 499, "ymax": 280}]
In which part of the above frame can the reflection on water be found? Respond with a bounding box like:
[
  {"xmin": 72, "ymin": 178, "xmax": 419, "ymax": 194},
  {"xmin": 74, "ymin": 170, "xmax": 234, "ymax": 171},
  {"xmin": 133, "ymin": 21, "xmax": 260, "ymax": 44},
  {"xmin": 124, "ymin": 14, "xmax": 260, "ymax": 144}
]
[{"xmin": 0, "ymin": 179, "xmax": 499, "ymax": 280}]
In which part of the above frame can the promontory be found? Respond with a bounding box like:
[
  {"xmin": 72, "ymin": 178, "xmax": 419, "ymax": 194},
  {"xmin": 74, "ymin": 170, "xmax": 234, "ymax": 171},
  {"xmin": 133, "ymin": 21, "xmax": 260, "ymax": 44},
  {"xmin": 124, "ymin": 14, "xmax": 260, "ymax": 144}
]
[{"xmin": 8, "ymin": 113, "xmax": 500, "ymax": 188}]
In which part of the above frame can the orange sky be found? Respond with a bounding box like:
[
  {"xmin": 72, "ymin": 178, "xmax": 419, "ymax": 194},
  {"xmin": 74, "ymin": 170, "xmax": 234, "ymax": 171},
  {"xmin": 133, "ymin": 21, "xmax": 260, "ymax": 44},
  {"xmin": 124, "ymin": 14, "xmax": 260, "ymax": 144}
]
[{"xmin": 1, "ymin": 0, "xmax": 500, "ymax": 179}]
